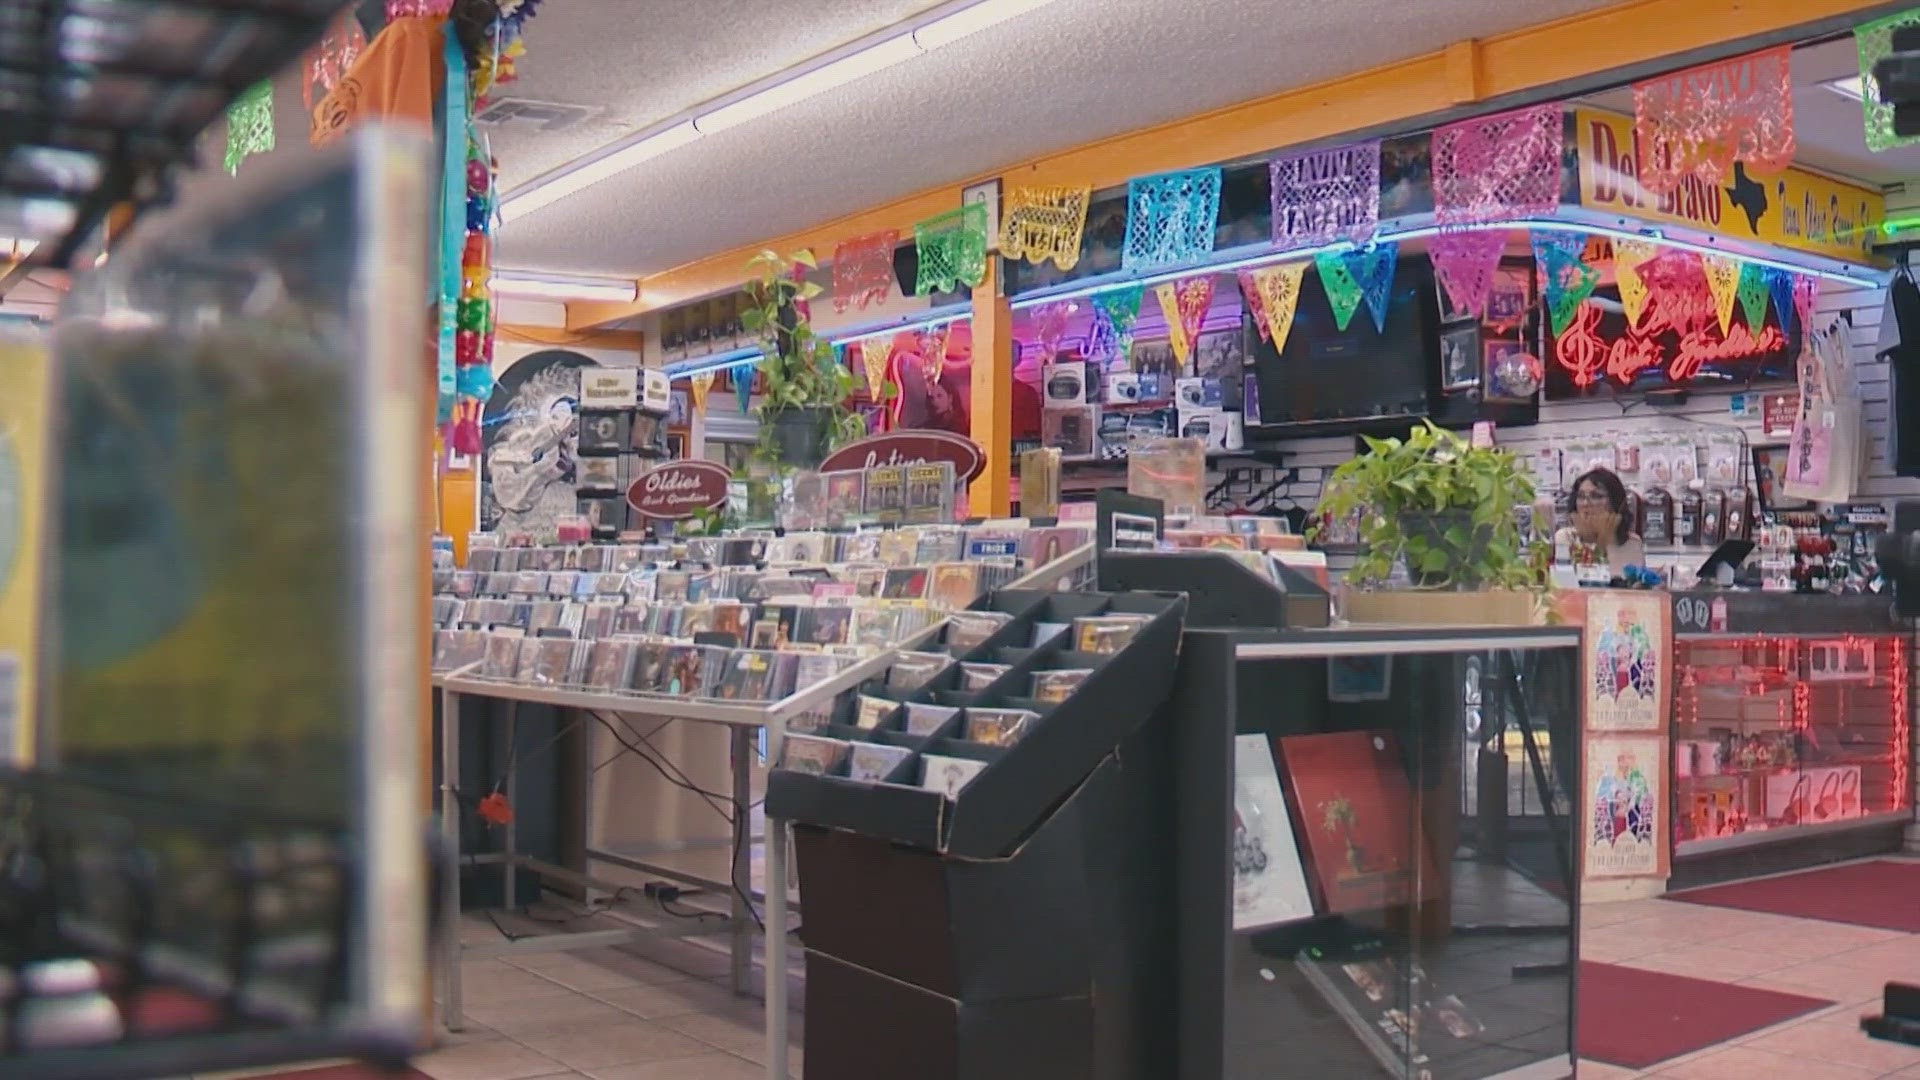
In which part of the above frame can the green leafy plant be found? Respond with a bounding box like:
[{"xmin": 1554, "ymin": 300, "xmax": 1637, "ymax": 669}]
[
  {"xmin": 740, "ymin": 249, "xmax": 867, "ymax": 466},
  {"xmin": 1311, "ymin": 421, "xmax": 1540, "ymax": 591}
]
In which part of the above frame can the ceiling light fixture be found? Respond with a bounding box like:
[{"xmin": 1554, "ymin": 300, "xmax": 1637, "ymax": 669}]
[
  {"xmin": 491, "ymin": 271, "xmax": 639, "ymax": 302},
  {"xmin": 499, "ymin": 0, "xmax": 1061, "ymax": 223}
]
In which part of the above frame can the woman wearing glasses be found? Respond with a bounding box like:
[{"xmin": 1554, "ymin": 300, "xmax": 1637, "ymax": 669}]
[{"xmin": 1569, "ymin": 467, "xmax": 1646, "ymax": 578}]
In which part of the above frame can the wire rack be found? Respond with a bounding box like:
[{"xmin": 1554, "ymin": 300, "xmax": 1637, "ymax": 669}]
[{"xmin": 0, "ymin": 0, "xmax": 344, "ymax": 270}]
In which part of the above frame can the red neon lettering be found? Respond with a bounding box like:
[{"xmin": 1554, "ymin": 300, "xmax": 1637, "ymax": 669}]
[{"xmin": 1554, "ymin": 301, "xmax": 1788, "ymax": 387}]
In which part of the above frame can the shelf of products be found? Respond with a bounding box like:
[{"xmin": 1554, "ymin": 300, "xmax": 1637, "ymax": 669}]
[{"xmin": 1672, "ymin": 633, "xmax": 1911, "ymax": 855}]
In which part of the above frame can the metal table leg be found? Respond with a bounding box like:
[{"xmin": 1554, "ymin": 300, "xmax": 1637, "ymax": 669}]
[
  {"xmin": 439, "ymin": 690, "xmax": 465, "ymax": 1033},
  {"xmin": 503, "ymin": 701, "xmax": 518, "ymax": 911},
  {"xmin": 728, "ymin": 725, "xmax": 753, "ymax": 997}
]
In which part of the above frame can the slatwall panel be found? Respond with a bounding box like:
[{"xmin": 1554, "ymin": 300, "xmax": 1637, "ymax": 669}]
[{"xmin": 1223, "ymin": 282, "xmax": 1910, "ymax": 576}]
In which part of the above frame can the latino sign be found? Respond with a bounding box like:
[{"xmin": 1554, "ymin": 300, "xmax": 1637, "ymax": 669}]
[
  {"xmin": 818, "ymin": 430, "xmax": 986, "ymax": 482},
  {"xmin": 626, "ymin": 460, "xmax": 731, "ymax": 520}
]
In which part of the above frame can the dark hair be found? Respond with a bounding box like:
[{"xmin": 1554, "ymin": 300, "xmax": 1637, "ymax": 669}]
[{"xmin": 1570, "ymin": 468, "xmax": 1631, "ymax": 544}]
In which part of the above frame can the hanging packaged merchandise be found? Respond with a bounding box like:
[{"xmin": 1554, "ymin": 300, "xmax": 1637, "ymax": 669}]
[
  {"xmin": 1642, "ymin": 487, "xmax": 1674, "ymax": 547},
  {"xmin": 1678, "ymin": 487, "xmax": 1703, "ymax": 546}
]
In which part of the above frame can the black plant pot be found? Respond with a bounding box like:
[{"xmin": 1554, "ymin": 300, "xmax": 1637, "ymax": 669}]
[
  {"xmin": 770, "ymin": 407, "xmax": 832, "ymax": 468},
  {"xmin": 1398, "ymin": 508, "xmax": 1496, "ymax": 589}
]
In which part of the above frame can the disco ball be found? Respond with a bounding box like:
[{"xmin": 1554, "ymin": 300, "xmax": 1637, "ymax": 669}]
[{"xmin": 1493, "ymin": 350, "xmax": 1544, "ymax": 398}]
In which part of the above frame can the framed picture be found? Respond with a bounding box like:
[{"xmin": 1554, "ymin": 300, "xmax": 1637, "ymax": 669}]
[
  {"xmin": 1483, "ymin": 339, "xmax": 1539, "ymax": 402},
  {"xmin": 1193, "ymin": 328, "xmax": 1245, "ymax": 381},
  {"xmin": 1130, "ymin": 338, "xmax": 1178, "ymax": 380},
  {"xmin": 667, "ymin": 387, "xmax": 691, "ymax": 427},
  {"xmin": 1440, "ymin": 325, "xmax": 1480, "ymax": 391},
  {"xmin": 963, "ymin": 179, "xmax": 1002, "ymax": 254},
  {"xmin": 1751, "ymin": 444, "xmax": 1813, "ymax": 512}
]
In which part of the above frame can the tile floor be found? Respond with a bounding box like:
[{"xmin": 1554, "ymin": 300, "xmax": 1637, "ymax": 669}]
[
  {"xmin": 1575, "ymin": 873, "xmax": 1920, "ymax": 1079},
  {"xmin": 210, "ymin": 860, "xmax": 1920, "ymax": 1080}
]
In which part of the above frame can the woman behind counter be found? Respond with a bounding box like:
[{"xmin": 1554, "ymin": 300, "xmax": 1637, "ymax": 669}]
[{"xmin": 1567, "ymin": 467, "xmax": 1647, "ymax": 578}]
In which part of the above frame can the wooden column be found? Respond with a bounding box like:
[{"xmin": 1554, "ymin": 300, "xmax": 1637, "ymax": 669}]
[{"xmin": 969, "ymin": 257, "xmax": 1012, "ymax": 517}]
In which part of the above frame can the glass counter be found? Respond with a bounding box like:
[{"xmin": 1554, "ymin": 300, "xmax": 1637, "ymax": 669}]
[{"xmin": 1173, "ymin": 627, "xmax": 1580, "ymax": 1080}]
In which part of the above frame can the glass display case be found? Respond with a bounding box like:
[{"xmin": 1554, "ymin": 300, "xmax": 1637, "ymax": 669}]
[
  {"xmin": 1173, "ymin": 627, "xmax": 1580, "ymax": 1080},
  {"xmin": 1672, "ymin": 632, "xmax": 1910, "ymax": 855}
]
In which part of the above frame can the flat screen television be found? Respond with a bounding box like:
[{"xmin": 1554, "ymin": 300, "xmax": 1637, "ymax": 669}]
[{"xmin": 1248, "ymin": 258, "xmax": 1438, "ymax": 434}]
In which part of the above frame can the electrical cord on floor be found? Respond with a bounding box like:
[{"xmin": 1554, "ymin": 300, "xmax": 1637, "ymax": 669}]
[{"xmin": 585, "ymin": 710, "xmax": 767, "ymax": 932}]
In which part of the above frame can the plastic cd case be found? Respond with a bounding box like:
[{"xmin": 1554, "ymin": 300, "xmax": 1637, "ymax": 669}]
[
  {"xmin": 920, "ymin": 753, "xmax": 989, "ymax": 797},
  {"xmin": 904, "ymin": 703, "xmax": 960, "ymax": 736},
  {"xmin": 960, "ymin": 663, "xmax": 1010, "ymax": 692},
  {"xmin": 1073, "ymin": 614, "xmax": 1151, "ymax": 654},
  {"xmin": 848, "ymin": 743, "xmax": 914, "ymax": 783},
  {"xmin": 783, "ymin": 734, "xmax": 852, "ymax": 776},
  {"xmin": 966, "ymin": 708, "xmax": 1038, "ymax": 748},
  {"xmin": 1031, "ymin": 669, "xmax": 1093, "ymax": 704},
  {"xmin": 946, "ymin": 611, "xmax": 1014, "ymax": 650}
]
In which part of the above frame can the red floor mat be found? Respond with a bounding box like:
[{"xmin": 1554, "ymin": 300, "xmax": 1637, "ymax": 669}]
[
  {"xmin": 1577, "ymin": 960, "xmax": 1831, "ymax": 1069},
  {"xmin": 253, "ymin": 1066, "xmax": 428, "ymax": 1079},
  {"xmin": 1667, "ymin": 860, "xmax": 1920, "ymax": 932}
]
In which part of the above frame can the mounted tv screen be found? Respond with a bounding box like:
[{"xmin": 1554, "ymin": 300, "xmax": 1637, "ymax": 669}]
[{"xmin": 1248, "ymin": 259, "xmax": 1438, "ymax": 433}]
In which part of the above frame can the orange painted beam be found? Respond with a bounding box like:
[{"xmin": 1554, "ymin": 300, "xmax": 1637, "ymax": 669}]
[
  {"xmin": 569, "ymin": 0, "xmax": 1886, "ymax": 331},
  {"xmin": 968, "ymin": 259, "xmax": 1011, "ymax": 517}
]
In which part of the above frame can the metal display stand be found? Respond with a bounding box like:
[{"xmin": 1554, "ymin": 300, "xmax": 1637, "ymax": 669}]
[{"xmin": 435, "ymin": 544, "xmax": 1096, "ymax": 1080}]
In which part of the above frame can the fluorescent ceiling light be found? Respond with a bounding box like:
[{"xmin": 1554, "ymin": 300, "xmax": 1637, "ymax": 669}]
[
  {"xmin": 500, "ymin": 0, "xmax": 1060, "ymax": 222},
  {"xmin": 696, "ymin": 35, "xmax": 924, "ymax": 134},
  {"xmin": 912, "ymin": 0, "xmax": 1055, "ymax": 49},
  {"xmin": 500, "ymin": 121, "xmax": 701, "ymax": 223},
  {"xmin": 1825, "ymin": 75, "xmax": 1868, "ymax": 102},
  {"xmin": 492, "ymin": 272, "xmax": 639, "ymax": 302}
]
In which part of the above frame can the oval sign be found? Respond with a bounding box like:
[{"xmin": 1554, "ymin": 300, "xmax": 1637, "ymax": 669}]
[
  {"xmin": 626, "ymin": 460, "xmax": 732, "ymax": 520},
  {"xmin": 818, "ymin": 430, "xmax": 986, "ymax": 483}
]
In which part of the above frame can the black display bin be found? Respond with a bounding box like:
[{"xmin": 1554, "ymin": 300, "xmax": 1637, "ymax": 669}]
[
  {"xmin": 773, "ymin": 588, "xmax": 1189, "ymax": 1080},
  {"xmin": 1171, "ymin": 626, "xmax": 1583, "ymax": 1080},
  {"xmin": 765, "ymin": 588, "xmax": 1187, "ymax": 859}
]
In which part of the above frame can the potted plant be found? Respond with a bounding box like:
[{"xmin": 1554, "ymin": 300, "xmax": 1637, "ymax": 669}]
[
  {"xmin": 740, "ymin": 248, "xmax": 865, "ymax": 469},
  {"xmin": 1312, "ymin": 421, "xmax": 1541, "ymax": 597}
]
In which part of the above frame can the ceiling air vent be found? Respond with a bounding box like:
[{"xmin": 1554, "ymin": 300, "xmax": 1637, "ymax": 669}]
[{"xmin": 474, "ymin": 97, "xmax": 595, "ymax": 132}]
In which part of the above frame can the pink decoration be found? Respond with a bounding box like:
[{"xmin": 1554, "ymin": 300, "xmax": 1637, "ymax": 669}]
[
  {"xmin": 1029, "ymin": 301, "xmax": 1075, "ymax": 356},
  {"xmin": 1237, "ymin": 269, "xmax": 1271, "ymax": 343},
  {"xmin": 1429, "ymin": 230, "xmax": 1507, "ymax": 321},
  {"xmin": 1633, "ymin": 45, "xmax": 1794, "ymax": 196},
  {"xmin": 1792, "ymin": 275, "xmax": 1818, "ymax": 335},
  {"xmin": 1430, "ymin": 104, "xmax": 1563, "ymax": 225}
]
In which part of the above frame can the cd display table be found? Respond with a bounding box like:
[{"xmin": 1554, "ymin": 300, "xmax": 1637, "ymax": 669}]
[
  {"xmin": 435, "ymin": 650, "xmax": 895, "ymax": 1080},
  {"xmin": 1172, "ymin": 626, "xmax": 1583, "ymax": 1080}
]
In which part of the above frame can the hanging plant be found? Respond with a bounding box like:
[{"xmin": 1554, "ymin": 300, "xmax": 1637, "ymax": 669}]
[{"xmin": 741, "ymin": 249, "xmax": 871, "ymax": 470}]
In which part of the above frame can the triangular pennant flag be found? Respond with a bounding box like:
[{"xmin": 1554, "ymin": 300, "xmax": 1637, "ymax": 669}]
[
  {"xmin": 1612, "ymin": 237, "xmax": 1660, "ymax": 328},
  {"xmin": 1091, "ymin": 287, "xmax": 1144, "ymax": 367},
  {"xmin": 1530, "ymin": 230, "xmax": 1599, "ymax": 336},
  {"xmin": 1176, "ymin": 276, "xmax": 1214, "ymax": 362},
  {"xmin": 1701, "ymin": 255, "xmax": 1741, "ymax": 336},
  {"xmin": 919, "ymin": 324, "xmax": 950, "ymax": 383},
  {"xmin": 1315, "ymin": 243, "xmax": 1398, "ymax": 332},
  {"xmin": 1031, "ymin": 301, "xmax": 1074, "ymax": 355},
  {"xmin": 1792, "ymin": 274, "xmax": 1817, "ymax": 334},
  {"xmin": 1314, "ymin": 250, "xmax": 1364, "ymax": 331},
  {"xmin": 689, "ymin": 371, "xmax": 714, "ymax": 412},
  {"xmin": 1429, "ymin": 230, "xmax": 1505, "ymax": 320},
  {"xmin": 735, "ymin": 368, "xmax": 754, "ymax": 414},
  {"xmin": 860, "ymin": 335, "xmax": 892, "ymax": 395},
  {"xmin": 1249, "ymin": 263, "xmax": 1307, "ymax": 355},
  {"xmin": 1769, "ymin": 268, "xmax": 1798, "ymax": 337},
  {"xmin": 1154, "ymin": 282, "xmax": 1187, "ymax": 366},
  {"xmin": 1237, "ymin": 269, "xmax": 1272, "ymax": 343},
  {"xmin": 1736, "ymin": 263, "xmax": 1770, "ymax": 330}
]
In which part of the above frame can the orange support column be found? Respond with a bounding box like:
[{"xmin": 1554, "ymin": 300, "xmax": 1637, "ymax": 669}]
[{"xmin": 969, "ymin": 257, "xmax": 1012, "ymax": 517}]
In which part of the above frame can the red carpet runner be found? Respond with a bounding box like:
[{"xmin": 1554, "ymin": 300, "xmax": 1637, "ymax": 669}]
[
  {"xmin": 1577, "ymin": 960, "xmax": 1831, "ymax": 1069},
  {"xmin": 1667, "ymin": 860, "xmax": 1920, "ymax": 933}
]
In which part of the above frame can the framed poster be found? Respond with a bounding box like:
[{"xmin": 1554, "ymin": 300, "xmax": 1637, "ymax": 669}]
[
  {"xmin": 1583, "ymin": 735, "xmax": 1663, "ymax": 879},
  {"xmin": 1278, "ymin": 730, "xmax": 1429, "ymax": 915},
  {"xmin": 1583, "ymin": 591, "xmax": 1667, "ymax": 731},
  {"xmin": 1233, "ymin": 735, "xmax": 1315, "ymax": 930}
]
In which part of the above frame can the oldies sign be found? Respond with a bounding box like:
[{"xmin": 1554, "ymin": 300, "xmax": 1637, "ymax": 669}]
[
  {"xmin": 627, "ymin": 460, "xmax": 731, "ymax": 520},
  {"xmin": 819, "ymin": 430, "xmax": 986, "ymax": 482}
]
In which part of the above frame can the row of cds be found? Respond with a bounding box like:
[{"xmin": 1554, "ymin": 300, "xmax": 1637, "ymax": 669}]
[
  {"xmin": 438, "ymin": 559, "xmax": 1024, "ymax": 609},
  {"xmin": 436, "ymin": 633, "xmax": 856, "ymax": 702},
  {"xmin": 432, "ymin": 596, "xmax": 947, "ymax": 653}
]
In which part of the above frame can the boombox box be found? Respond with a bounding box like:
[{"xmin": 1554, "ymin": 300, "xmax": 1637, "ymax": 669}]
[
  {"xmin": 1105, "ymin": 372, "xmax": 1143, "ymax": 405},
  {"xmin": 1043, "ymin": 361, "xmax": 1088, "ymax": 409}
]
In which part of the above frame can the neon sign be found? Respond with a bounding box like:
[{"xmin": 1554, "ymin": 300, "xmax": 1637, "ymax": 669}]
[{"xmin": 1552, "ymin": 284, "xmax": 1789, "ymax": 390}]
